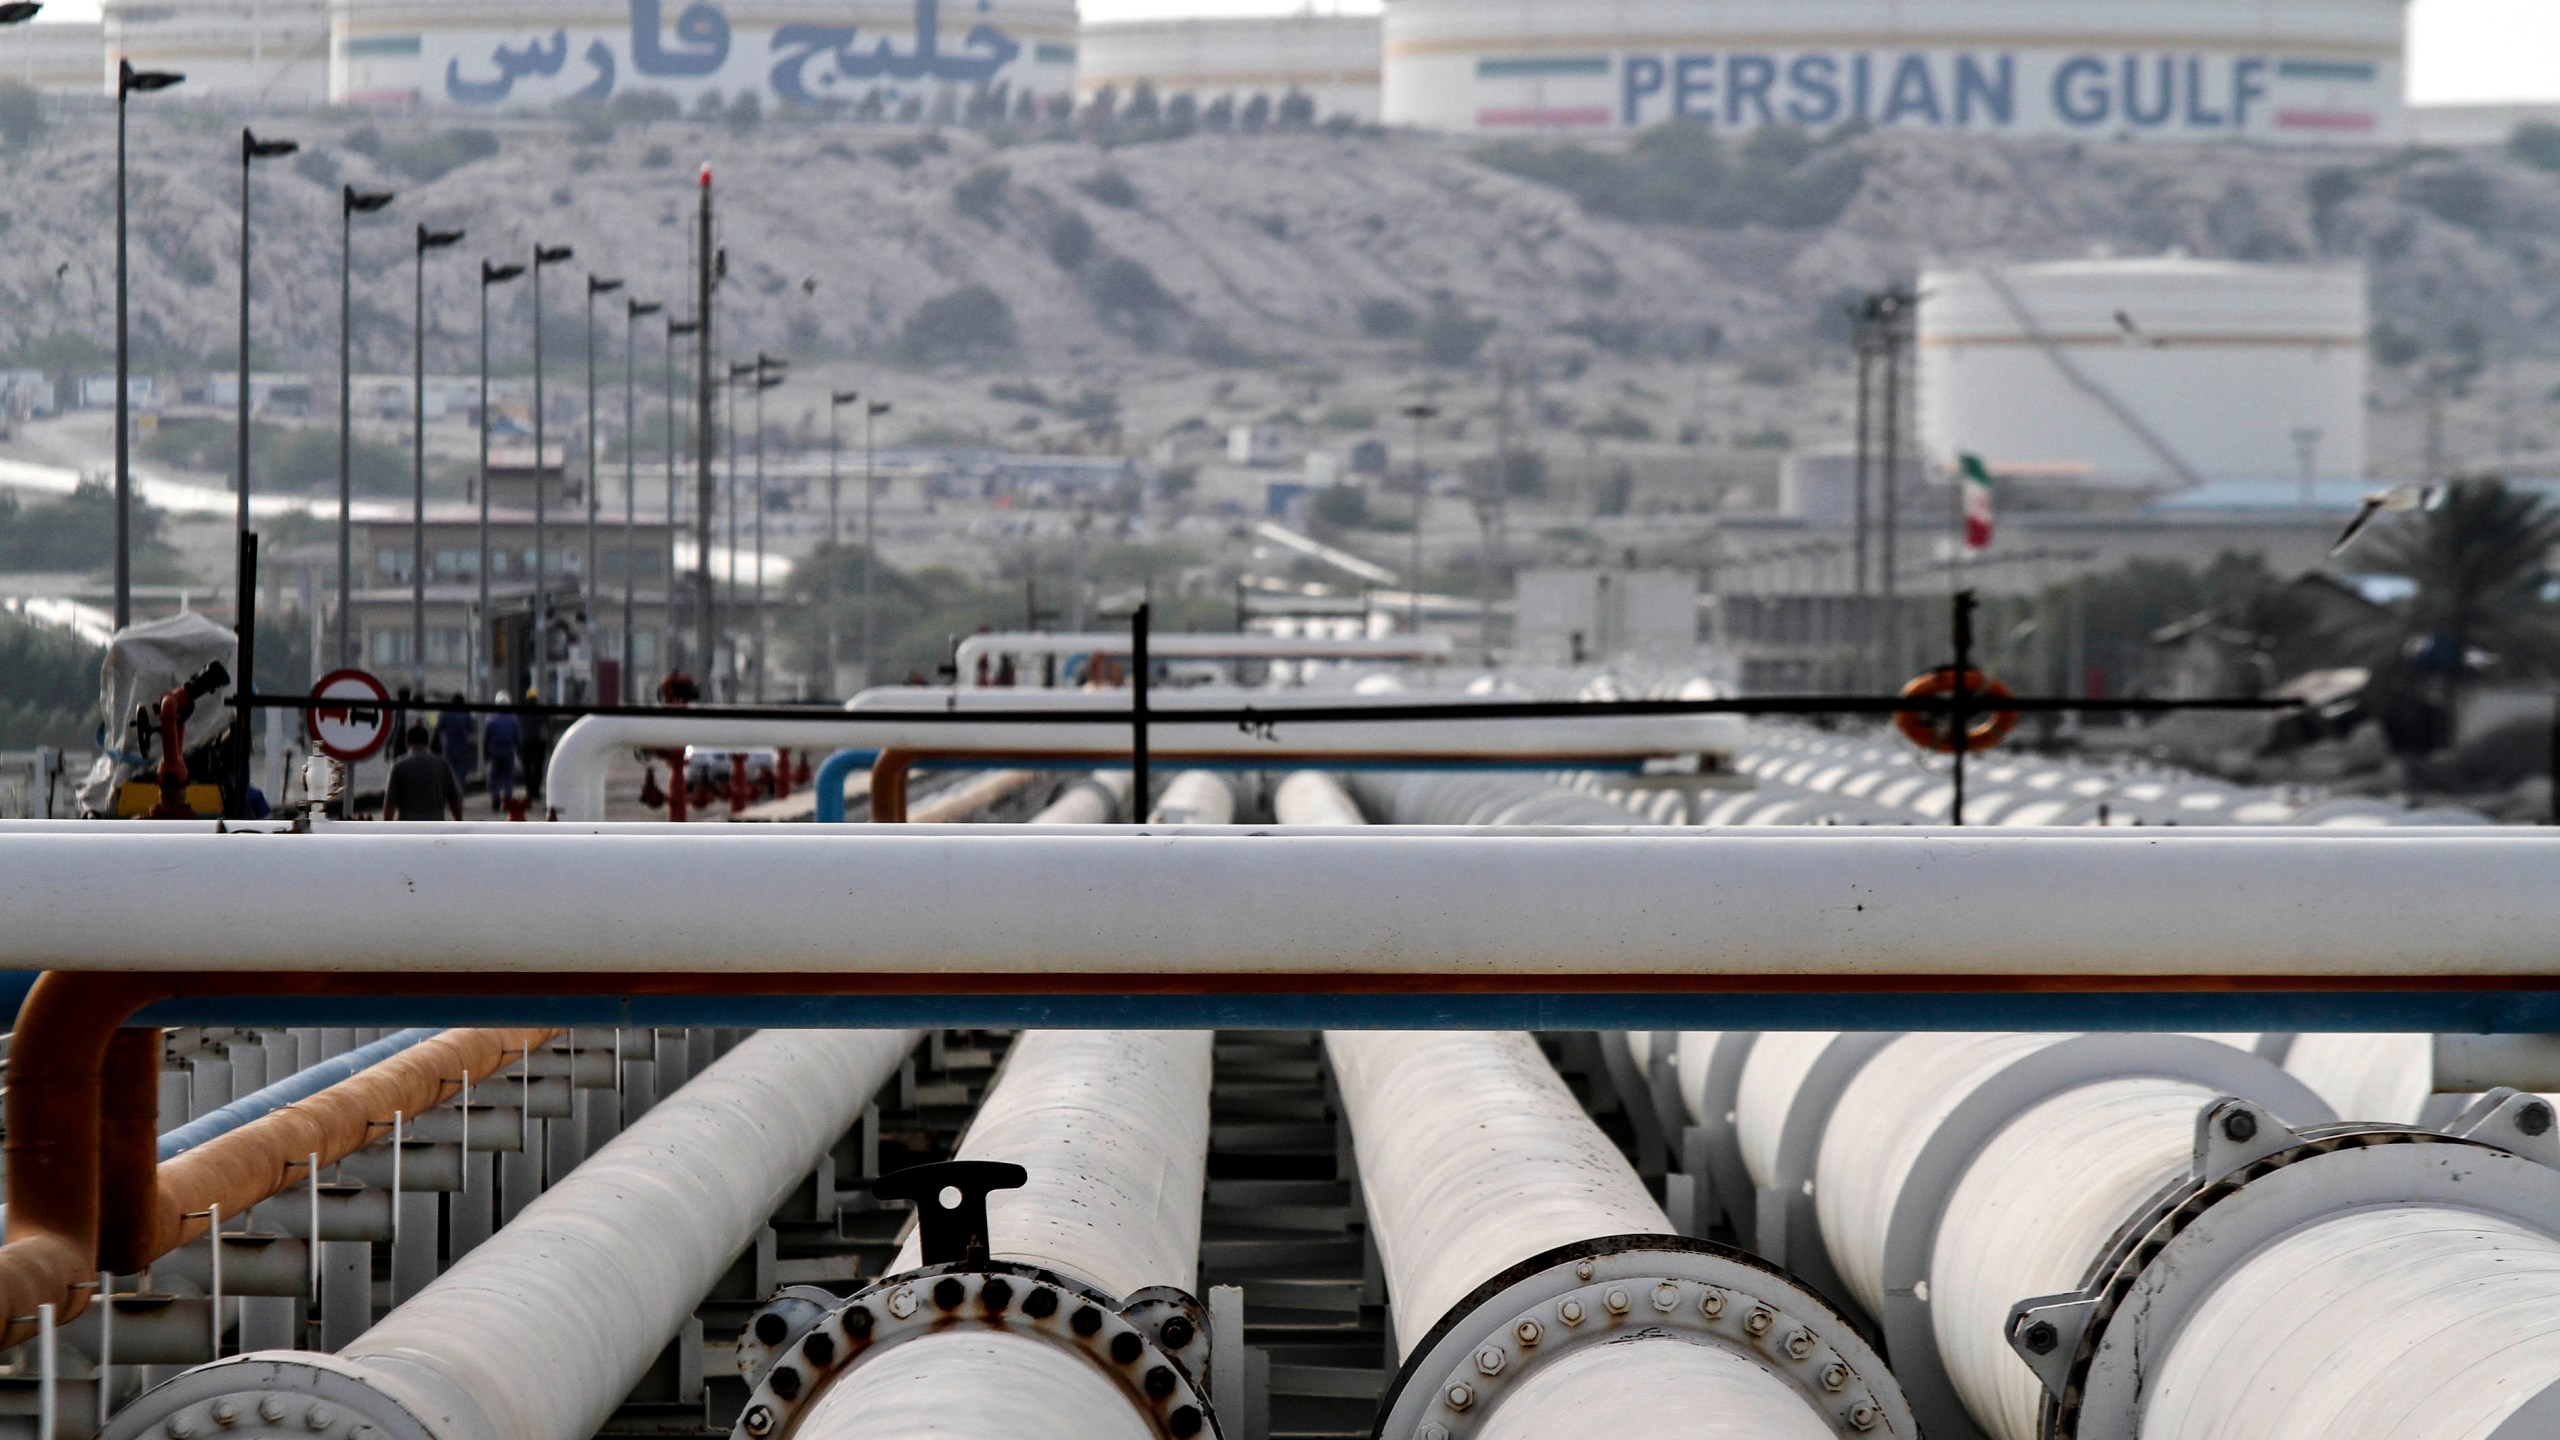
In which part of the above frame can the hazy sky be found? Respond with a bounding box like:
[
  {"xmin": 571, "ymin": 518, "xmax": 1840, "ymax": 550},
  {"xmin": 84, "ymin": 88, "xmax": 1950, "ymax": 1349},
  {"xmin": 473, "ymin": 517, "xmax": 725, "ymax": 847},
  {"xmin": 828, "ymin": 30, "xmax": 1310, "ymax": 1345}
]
[{"xmin": 22, "ymin": 0, "xmax": 2560, "ymax": 105}]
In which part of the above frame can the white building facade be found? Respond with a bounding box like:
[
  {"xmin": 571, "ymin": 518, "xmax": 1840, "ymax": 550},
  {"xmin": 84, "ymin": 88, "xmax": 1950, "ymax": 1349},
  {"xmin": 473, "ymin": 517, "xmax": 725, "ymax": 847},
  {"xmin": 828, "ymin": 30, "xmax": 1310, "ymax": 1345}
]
[{"xmin": 1078, "ymin": 13, "xmax": 1382, "ymax": 124}]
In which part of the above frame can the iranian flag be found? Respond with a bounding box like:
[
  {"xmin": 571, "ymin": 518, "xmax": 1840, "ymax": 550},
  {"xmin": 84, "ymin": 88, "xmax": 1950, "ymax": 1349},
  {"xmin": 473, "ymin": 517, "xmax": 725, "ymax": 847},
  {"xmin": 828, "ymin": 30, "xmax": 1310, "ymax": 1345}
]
[{"xmin": 1959, "ymin": 453, "xmax": 1996, "ymax": 554}]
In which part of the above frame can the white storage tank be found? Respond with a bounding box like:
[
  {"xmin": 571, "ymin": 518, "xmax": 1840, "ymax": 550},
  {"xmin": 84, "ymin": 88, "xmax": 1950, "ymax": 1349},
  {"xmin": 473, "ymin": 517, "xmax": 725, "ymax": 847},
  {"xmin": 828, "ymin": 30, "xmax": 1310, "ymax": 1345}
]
[
  {"xmin": 1380, "ymin": 0, "xmax": 2406, "ymax": 140},
  {"xmin": 1917, "ymin": 256, "xmax": 2368, "ymax": 490},
  {"xmin": 1079, "ymin": 12, "xmax": 1382, "ymax": 124},
  {"xmin": 107, "ymin": 0, "xmax": 331, "ymax": 104},
  {"xmin": 8, "ymin": 19, "xmax": 106, "ymax": 93},
  {"xmin": 330, "ymin": 0, "xmax": 1078, "ymax": 114}
]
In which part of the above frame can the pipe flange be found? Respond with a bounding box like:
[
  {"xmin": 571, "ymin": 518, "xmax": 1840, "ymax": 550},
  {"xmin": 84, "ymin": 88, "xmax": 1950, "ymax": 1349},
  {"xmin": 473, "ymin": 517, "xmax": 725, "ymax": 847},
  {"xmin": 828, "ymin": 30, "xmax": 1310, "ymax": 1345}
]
[
  {"xmin": 99, "ymin": 1352, "xmax": 443, "ymax": 1440},
  {"xmin": 1374, "ymin": 1235, "xmax": 1912, "ymax": 1439},
  {"xmin": 2013, "ymin": 1090, "xmax": 2560, "ymax": 1440},
  {"xmin": 731, "ymin": 1263, "xmax": 1222, "ymax": 1440},
  {"xmin": 1871, "ymin": 1035, "xmax": 2333, "ymax": 1440}
]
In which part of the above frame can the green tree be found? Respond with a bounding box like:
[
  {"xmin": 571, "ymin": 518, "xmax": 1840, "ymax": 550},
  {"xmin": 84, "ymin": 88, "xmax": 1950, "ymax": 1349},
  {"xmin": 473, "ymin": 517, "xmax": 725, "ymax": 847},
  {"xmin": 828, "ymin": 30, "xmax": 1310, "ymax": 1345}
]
[
  {"xmin": 897, "ymin": 286, "xmax": 1020, "ymax": 365},
  {"xmin": 2342, "ymin": 479, "xmax": 2560, "ymax": 741},
  {"xmin": 0, "ymin": 613, "xmax": 99, "ymax": 750}
]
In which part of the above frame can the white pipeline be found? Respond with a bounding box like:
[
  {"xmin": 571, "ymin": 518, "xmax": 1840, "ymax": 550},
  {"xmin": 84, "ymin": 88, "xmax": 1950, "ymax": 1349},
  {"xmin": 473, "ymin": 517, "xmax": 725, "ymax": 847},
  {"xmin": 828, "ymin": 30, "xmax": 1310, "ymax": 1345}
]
[
  {"xmin": 1930, "ymin": 1077, "xmax": 2217, "ymax": 1440},
  {"xmin": 2138, "ymin": 1206, "xmax": 2560, "ymax": 1440},
  {"xmin": 1033, "ymin": 772, "xmax": 1134, "ymax": 825},
  {"xmin": 1272, "ymin": 771, "xmax": 1365, "ymax": 826},
  {"xmin": 1325, "ymin": 1031, "xmax": 1671, "ymax": 1356},
  {"xmin": 2285, "ymin": 1032, "xmax": 2436, "ymax": 1123},
  {"xmin": 1813, "ymin": 1033, "xmax": 2073, "ymax": 1319},
  {"xmin": 1471, "ymin": 1336, "xmax": 1837, "ymax": 1440},
  {"xmin": 1735, "ymin": 1031, "xmax": 1840, "ymax": 1190},
  {"xmin": 890, "ymin": 1031, "xmax": 1213, "ymax": 1300},
  {"xmin": 793, "ymin": 1329, "xmax": 1159, "ymax": 1440},
  {"xmin": 16, "ymin": 832, "xmax": 2560, "ymax": 981},
  {"xmin": 1146, "ymin": 772, "xmax": 1237, "ymax": 826},
  {"xmin": 953, "ymin": 631, "xmax": 1455, "ymax": 684}
]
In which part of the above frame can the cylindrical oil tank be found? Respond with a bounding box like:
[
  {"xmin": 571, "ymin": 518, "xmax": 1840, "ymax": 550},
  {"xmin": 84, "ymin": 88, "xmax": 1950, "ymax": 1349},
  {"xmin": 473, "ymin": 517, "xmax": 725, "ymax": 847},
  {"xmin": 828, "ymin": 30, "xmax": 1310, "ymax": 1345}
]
[
  {"xmin": 1078, "ymin": 14, "xmax": 1382, "ymax": 123},
  {"xmin": 1918, "ymin": 258, "xmax": 2368, "ymax": 493},
  {"xmin": 1381, "ymin": 0, "xmax": 2406, "ymax": 140}
]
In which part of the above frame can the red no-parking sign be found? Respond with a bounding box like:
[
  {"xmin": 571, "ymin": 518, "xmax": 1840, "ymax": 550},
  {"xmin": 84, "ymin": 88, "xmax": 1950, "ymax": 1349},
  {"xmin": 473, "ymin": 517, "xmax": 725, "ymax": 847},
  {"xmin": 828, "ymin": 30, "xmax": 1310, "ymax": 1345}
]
[{"xmin": 306, "ymin": 668, "xmax": 393, "ymax": 762}]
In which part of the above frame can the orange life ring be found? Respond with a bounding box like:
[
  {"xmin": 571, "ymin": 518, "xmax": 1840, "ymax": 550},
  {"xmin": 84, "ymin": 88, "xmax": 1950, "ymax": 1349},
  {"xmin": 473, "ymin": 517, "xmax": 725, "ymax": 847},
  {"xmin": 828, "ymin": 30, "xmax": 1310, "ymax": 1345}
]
[{"xmin": 1895, "ymin": 667, "xmax": 2020, "ymax": 755}]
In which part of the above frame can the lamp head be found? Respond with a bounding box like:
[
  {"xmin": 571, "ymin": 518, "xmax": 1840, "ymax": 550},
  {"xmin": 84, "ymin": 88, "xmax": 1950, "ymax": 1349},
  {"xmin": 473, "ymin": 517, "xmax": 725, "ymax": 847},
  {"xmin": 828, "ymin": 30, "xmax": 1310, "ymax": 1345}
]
[
  {"xmin": 418, "ymin": 225, "xmax": 465, "ymax": 251},
  {"xmin": 831, "ymin": 391, "xmax": 860, "ymax": 407},
  {"xmin": 120, "ymin": 61, "xmax": 184, "ymax": 95},
  {"xmin": 629, "ymin": 299, "xmax": 663, "ymax": 318},
  {"xmin": 668, "ymin": 319, "xmax": 700, "ymax": 336},
  {"xmin": 483, "ymin": 260, "xmax": 526, "ymax": 285},
  {"xmin": 536, "ymin": 244, "xmax": 574, "ymax": 266},
  {"xmin": 243, "ymin": 129, "xmax": 298, "ymax": 160},
  {"xmin": 0, "ymin": 4, "xmax": 45, "ymax": 25},
  {"xmin": 589, "ymin": 275, "xmax": 623, "ymax": 296},
  {"xmin": 345, "ymin": 186, "xmax": 395, "ymax": 215}
]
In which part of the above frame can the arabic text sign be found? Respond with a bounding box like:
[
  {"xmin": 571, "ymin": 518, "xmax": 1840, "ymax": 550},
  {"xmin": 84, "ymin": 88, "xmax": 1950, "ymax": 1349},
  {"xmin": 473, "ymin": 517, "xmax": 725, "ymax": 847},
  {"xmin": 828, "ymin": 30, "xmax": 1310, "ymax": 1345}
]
[
  {"xmin": 307, "ymin": 669, "xmax": 393, "ymax": 763},
  {"xmin": 341, "ymin": 0, "xmax": 1076, "ymax": 110}
]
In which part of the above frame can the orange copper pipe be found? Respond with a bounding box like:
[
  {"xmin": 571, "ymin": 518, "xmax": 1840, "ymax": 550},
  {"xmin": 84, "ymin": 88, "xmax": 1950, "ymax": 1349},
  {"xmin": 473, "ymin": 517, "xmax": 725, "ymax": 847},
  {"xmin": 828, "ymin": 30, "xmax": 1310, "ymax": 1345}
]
[
  {"xmin": 115, "ymin": 1026, "xmax": 558, "ymax": 1273},
  {"xmin": 0, "ymin": 967, "xmax": 556, "ymax": 1346}
]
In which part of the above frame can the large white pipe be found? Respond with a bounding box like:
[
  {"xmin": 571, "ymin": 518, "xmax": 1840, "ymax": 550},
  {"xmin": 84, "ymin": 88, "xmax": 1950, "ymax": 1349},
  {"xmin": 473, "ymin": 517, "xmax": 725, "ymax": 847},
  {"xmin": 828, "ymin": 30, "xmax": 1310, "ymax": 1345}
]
[
  {"xmin": 2284, "ymin": 1031, "xmax": 2437, "ymax": 1122},
  {"xmin": 548, "ymin": 691, "xmax": 1745, "ymax": 820},
  {"xmin": 1735, "ymin": 1032, "xmax": 1840, "ymax": 1191},
  {"xmin": 1327, "ymin": 1031, "xmax": 1670, "ymax": 1356},
  {"xmin": 1930, "ymin": 1076, "xmax": 2220, "ymax": 1440},
  {"xmin": 1272, "ymin": 771, "xmax": 1365, "ymax": 826},
  {"xmin": 2136, "ymin": 1205, "xmax": 2560, "ymax": 1440},
  {"xmin": 110, "ymin": 1029, "xmax": 916, "ymax": 1440},
  {"xmin": 889, "ymin": 1031, "xmax": 1213, "ymax": 1300},
  {"xmin": 1472, "ymin": 1338, "xmax": 1837, "ymax": 1440},
  {"xmin": 1033, "ymin": 772, "xmax": 1134, "ymax": 825},
  {"xmin": 15, "ymin": 832, "xmax": 2560, "ymax": 981},
  {"xmin": 953, "ymin": 631, "xmax": 1455, "ymax": 685},
  {"xmin": 1146, "ymin": 772, "xmax": 1236, "ymax": 826},
  {"xmin": 793, "ymin": 1329, "xmax": 1160, "ymax": 1440}
]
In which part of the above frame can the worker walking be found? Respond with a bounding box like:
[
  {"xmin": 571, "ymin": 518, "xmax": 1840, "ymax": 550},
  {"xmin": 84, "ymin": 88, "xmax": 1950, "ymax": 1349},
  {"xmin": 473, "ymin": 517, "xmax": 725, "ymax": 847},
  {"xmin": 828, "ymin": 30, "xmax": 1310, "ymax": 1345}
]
[
  {"xmin": 383, "ymin": 724, "xmax": 464, "ymax": 822},
  {"xmin": 436, "ymin": 694, "xmax": 477, "ymax": 789},
  {"xmin": 484, "ymin": 692, "xmax": 522, "ymax": 815}
]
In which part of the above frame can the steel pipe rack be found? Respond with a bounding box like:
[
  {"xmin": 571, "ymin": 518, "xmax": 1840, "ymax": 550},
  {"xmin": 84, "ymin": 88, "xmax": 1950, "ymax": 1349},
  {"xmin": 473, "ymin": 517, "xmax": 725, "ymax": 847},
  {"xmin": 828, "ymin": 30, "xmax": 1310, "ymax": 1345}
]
[{"xmin": 104, "ymin": 1028, "xmax": 917, "ymax": 1440}]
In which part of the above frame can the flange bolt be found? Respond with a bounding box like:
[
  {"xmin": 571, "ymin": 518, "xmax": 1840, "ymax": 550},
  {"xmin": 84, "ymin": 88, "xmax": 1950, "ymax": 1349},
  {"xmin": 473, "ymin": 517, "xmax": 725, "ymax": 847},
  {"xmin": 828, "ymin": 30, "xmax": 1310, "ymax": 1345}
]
[
  {"xmin": 2221, "ymin": 1110, "xmax": 2258, "ymax": 1143},
  {"xmin": 2022, "ymin": 1320, "xmax": 2060, "ymax": 1355},
  {"xmin": 2521, "ymin": 1101, "xmax": 2554, "ymax": 1137}
]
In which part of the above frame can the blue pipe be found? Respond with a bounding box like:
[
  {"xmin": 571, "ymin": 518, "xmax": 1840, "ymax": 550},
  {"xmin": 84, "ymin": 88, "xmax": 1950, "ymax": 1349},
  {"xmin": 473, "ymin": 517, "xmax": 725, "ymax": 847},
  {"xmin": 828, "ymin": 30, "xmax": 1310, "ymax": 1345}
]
[
  {"xmin": 808, "ymin": 751, "xmax": 1648, "ymax": 824},
  {"xmin": 813, "ymin": 749, "xmax": 881, "ymax": 824},
  {"xmin": 154, "ymin": 1028, "xmax": 441, "ymax": 1160}
]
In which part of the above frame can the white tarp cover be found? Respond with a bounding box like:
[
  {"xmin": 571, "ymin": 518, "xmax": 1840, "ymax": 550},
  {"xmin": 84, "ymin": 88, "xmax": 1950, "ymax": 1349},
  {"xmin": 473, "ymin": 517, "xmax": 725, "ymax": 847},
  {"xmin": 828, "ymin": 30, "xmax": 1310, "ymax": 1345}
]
[{"xmin": 76, "ymin": 612, "xmax": 237, "ymax": 815}]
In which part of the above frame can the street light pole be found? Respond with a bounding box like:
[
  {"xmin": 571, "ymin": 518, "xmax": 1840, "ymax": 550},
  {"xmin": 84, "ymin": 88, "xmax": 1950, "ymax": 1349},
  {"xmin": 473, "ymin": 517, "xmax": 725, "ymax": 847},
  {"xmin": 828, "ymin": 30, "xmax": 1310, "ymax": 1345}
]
[
  {"xmin": 862, "ymin": 399, "xmax": 889, "ymax": 682},
  {"xmin": 113, "ymin": 61, "xmax": 182, "ymax": 634},
  {"xmin": 1400, "ymin": 402, "xmax": 1439, "ymax": 636},
  {"xmin": 408, "ymin": 221, "xmax": 461, "ymax": 693},
  {"xmin": 723, "ymin": 359, "xmax": 750, "ymax": 695},
  {"xmin": 665, "ymin": 317, "xmax": 698, "ymax": 671},
  {"xmin": 750, "ymin": 353, "xmax": 785, "ymax": 702},
  {"xmin": 622, "ymin": 297, "xmax": 660, "ymax": 702},
  {"xmin": 475, "ymin": 260, "xmax": 525, "ymax": 699},
  {"xmin": 235, "ymin": 128, "xmax": 295, "ymax": 663},
  {"xmin": 827, "ymin": 389, "xmax": 859, "ymax": 698},
  {"xmin": 530, "ymin": 242, "xmax": 572, "ymax": 699},
  {"xmin": 336, "ymin": 186, "xmax": 397, "ymax": 672},
  {"xmin": 583, "ymin": 273, "xmax": 621, "ymax": 700}
]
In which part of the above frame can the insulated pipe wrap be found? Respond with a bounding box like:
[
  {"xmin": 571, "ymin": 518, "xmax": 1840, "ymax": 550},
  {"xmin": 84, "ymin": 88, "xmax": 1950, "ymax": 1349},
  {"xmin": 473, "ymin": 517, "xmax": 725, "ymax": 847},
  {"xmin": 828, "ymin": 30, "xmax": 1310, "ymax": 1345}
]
[
  {"xmin": 790, "ymin": 1329, "xmax": 1161, "ymax": 1440},
  {"xmin": 1675, "ymin": 1032, "xmax": 1721, "ymax": 1125},
  {"xmin": 1472, "ymin": 1334, "xmax": 1838, "ymax": 1440},
  {"xmin": 1273, "ymin": 771, "xmax": 1366, "ymax": 826},
  {"xmin": 891, "ymin": 1030, "xmax": 1213, "ymax": 1299},
  {"xmin": 1812, "ymin": 1032, "xmax": 2072, "ymax": 1319},
  {"xmin": 2284, "ymin": 1032, "xmax": 2435, "ymax": 1123},
  {"xmin": 1325, "ymin": 1031, "xmax": 1670, "ymax": 1356},
  {"xmin": 1033, "ymin": 772, "xmax": 1133, "ymax": 825},
  {"xmin": 1147, "ymin": 772, "xmax": 1237, "ymax": 826},
  {"xmin": 1736, "ymin": 1032, "xmax": 1839, "ymax": 1189},
  {"xmin": 255, "ymin": 1028, "xmax": 912, "ymax": 1440},
  {"xmin": 1930, "ymin": 1077, "xmax": 2215, "ymax": 1440},
  {"xmin": 2137, "ymin": 1206, "xmax": 2560, "ymax": 1440}
]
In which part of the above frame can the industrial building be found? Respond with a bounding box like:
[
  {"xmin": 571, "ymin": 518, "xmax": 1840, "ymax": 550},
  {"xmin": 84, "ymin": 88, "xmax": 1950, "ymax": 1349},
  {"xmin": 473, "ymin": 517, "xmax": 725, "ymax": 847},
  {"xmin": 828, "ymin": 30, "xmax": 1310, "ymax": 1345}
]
[
  {"xmin": 1379, "ymin": 0, "xmax": 2409, "ymax": 138},
  {"xmin": 1076, "ymin": 12, "xmax": 1382, "ymax": 125}
]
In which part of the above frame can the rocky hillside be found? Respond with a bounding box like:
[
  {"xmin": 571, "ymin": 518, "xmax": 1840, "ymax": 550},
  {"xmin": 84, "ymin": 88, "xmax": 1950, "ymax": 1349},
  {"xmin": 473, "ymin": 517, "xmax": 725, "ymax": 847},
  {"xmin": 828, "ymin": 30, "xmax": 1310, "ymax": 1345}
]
[{"xmin": 2, "ymin": 104, "xmax": 2556, "ymax": 385}]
